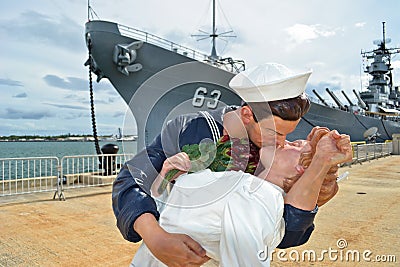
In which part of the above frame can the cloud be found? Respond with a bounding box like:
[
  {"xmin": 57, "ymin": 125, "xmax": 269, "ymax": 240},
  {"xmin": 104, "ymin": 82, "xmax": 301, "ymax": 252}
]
[
  {"xmin": 285, "ymin": 24, "xmax": 337, "ymax": 45},
  {"xmin": 308, "ymin": 81, "xmax": 342, "ymax": 93},
  {"xmin": 392, "ymin": 60, "xmax": 400, "ymax": 69},
  {"xmin": 0, "ymin": 78, "xmax": 23, "ymax": 87},
  {"xmin": 1, "ymin": 108, "xmax": 53, "ymax": 120},
  {"xmin": 165, "ymin": 29, "xmax": 189, "ymax": 46},
  {"xmin": 43, "ymin": 75, "xmax": 88, "ymax": 91},
  {"xmin": 13, "ymin": 92, "xmax": 27, "ymax": 98},
  {"xmin": 64, "ymin": 94, "xmax": 87, "ymax": 102},
  {"xmin": 113, "ymin": 111, "xmax": 125, "ymax": 118},
  {"xmin": 62, "ymin": 112, "xmax": 90, "ymax": 120},
  {"xmin": 106, "ymin": 89, "xmax": 121, "ymax": 97},
  {"xmin": 63, "ymin": 94, "xmax": 118, "ymax": 106},
  {"xmin": 93, "ymin": 97, "xmax": 118, "ymax": 104},
  {"xmin": 43, "ymin": 74, "xmax": 113, "ymax": 92},
  {"xmin": 355, "ymin": 22, "xmax": 366, "ymax": 28},
  {"xmin": 43, "ymin": 103, "xmax": 88, "ymax": 110},
  {"xmin": 0, "ymin": 11, "xmax": 83, "ymax": 52},
  {"xmin": 306, "ymin": 81, "xmax": 340, "ymax": 102}
]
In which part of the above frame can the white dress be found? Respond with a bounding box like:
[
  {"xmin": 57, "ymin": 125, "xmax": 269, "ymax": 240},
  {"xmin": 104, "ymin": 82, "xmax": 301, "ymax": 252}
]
[{"xmin": 131, "ymin": 169, "xmax": 285, "ymax": 267}]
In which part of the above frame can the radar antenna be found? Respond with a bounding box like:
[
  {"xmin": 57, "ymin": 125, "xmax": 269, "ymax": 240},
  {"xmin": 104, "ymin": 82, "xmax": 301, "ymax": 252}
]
[
  {"xmin": 363, "ymin": 127, "xmax": 380, "ymax": 143},
  {"xmin": 191, "ymin": 0, "xmax": 236, "ymax": 62}
]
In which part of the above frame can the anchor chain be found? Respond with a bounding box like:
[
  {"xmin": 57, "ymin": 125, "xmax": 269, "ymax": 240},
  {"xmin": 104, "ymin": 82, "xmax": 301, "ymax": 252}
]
[{"xmin": 87, "ymin": 39, "xmax": 102, "ymax": 155}]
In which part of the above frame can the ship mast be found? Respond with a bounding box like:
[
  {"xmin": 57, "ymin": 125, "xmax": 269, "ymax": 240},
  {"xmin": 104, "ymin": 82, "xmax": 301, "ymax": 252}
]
[
  {"xmin": 87, "ymin": 0, "xmax": 90, "ymax": 21},
  {"xmin": 191, "ymin": 0, "xmax": 245, "ymax": 72},
  {"xmin": 87, "ymin": 0, "xmax": 99, "ymax": 22},
  {"xmin": 382, "ymin": 22, "xmax": 386, "ymax": 48},
  {"xmin": 192, "ymin": 0, "xmax": 235, "ymax": 62},
  {"xmin": 210, "ymin": 0, "xmax": 217, "ymax": 59}
]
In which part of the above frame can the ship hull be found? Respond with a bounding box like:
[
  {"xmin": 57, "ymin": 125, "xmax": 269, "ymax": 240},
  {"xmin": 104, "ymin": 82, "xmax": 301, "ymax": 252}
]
[
  {"xmin": 85, "ymin": 20, "xmax": 400, "ymax": 148},
  {"xmin": 287, "ymin": 102, "xmax": 398, "ymax": 142}
]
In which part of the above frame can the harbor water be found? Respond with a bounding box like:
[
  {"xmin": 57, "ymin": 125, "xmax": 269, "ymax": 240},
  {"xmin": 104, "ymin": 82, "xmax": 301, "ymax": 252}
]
[{"xmin": 0, "ymin": 141, "xmax": 137, "ymax": 159}]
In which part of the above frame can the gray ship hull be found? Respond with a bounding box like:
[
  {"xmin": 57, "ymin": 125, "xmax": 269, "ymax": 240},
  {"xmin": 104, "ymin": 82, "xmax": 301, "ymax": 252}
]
[
  {"xmin": 85, "ymin": 20, "xmax": 400, "ymax": 148},
  {"xmin": 287, "ymin": 102, "xmax": 398, "ymax": 142}
]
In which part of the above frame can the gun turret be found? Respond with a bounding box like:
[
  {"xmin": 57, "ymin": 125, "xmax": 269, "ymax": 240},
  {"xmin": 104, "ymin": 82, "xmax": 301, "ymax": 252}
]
[
  {"xmin": 341, "ymin": 90, "xmax": 355, "ymax": 106},
  {"xmin": 312, "ymin": 89, "xmax": 329, "ymax": 106},
  {"xmin": 353, "ymin": 89, "xmax": 367, "ymax": 110},
  {"xmin": 326, "ymin": 88, "xmax": 346, "ymax": 110}
]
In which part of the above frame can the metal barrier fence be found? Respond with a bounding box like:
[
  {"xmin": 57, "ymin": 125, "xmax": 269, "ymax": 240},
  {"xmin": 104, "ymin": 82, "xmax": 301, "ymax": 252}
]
[
  {"xmin": 1, "ymin": 157, "xmax": 60, "ymax": 196},
  {"xmin": 1, "ymin": 154, "xmax": 134, "ymax": 199},
  {"xmin": 55, "ymin": 153, "xmax": 134, "ymax": 200},
  {"xmin": 349, "ymin": 142, "xmax": 392, "ymax": 164}
]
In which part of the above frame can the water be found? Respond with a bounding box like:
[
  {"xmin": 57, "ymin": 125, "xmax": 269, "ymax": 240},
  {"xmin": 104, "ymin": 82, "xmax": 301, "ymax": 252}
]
[{"xmin": 0, "ymin": 141, "xmax": 137, "ymax": 159}]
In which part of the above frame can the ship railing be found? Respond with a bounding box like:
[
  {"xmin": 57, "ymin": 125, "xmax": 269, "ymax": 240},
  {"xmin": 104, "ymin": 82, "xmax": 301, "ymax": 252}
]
[
  {"xmin": 350, "ymin": 142, "xmax": 392, "ymax": 164},
  {"xmin": 0, "ymin": 156, "xmax": 59, "ymax": 197},
  {"xmin": 0, "ymin": 154, "xmax": 134, "ymax": 200},
  {"xmin": 118, "ymin": 24, "xmax": 209, "ymax": 63}
]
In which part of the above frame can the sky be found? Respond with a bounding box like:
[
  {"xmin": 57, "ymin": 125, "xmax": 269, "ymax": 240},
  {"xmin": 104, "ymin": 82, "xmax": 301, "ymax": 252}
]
[{"xmin": 1, "ymin": 0, "xmax": 399, "ymax": 136}]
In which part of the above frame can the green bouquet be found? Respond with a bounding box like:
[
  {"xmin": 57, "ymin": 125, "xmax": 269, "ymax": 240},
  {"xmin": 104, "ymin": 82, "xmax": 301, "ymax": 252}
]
[{"xmin": 158, "ymin": 135, "xmax": 259, "ymax": 194}]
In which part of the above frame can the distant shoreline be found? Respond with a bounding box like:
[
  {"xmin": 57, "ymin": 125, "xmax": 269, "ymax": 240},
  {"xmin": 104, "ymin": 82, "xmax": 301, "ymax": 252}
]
[
  {"xmin": 0, "ymin": 135, "xmax": 137, "ymax": 142},
  {"xmin": 0, "ymin": 140, "xmax": 135, "ymax": 142}
]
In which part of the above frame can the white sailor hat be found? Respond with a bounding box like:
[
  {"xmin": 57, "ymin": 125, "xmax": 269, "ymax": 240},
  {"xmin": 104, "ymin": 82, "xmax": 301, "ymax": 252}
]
[{"xmin": 229, "ymin": 62, "xmax": 312, "ymax": 102}]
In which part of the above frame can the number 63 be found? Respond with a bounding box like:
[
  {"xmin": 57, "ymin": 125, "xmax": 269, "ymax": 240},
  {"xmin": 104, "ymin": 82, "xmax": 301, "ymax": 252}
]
[{"xmin": 192, "ymin": 87, "xmax": 221, "ymax": 109}]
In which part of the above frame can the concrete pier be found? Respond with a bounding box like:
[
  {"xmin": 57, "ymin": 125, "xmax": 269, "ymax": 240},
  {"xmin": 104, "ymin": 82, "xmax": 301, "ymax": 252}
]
[{"xmin": 1, "ymin": 156, "xmax": 399, "ymax": 266}]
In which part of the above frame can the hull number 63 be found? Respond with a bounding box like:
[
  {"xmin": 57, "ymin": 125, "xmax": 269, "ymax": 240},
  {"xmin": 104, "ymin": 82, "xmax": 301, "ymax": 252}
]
[{"xmin": 192, "ymin": 87, "xmax": 221, "ymax": 109}]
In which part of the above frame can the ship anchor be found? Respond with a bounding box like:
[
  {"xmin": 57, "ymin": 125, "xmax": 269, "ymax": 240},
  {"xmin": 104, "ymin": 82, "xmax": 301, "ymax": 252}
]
[{"xmin": 113, "ymin": 41, "xmax": 144, "ymax": 76}]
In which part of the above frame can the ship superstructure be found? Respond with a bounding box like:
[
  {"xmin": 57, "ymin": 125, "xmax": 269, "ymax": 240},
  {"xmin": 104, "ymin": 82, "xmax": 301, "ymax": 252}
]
[{"xmin": 360, "ymin": 22, "xmax": 400, "ymax": 117}]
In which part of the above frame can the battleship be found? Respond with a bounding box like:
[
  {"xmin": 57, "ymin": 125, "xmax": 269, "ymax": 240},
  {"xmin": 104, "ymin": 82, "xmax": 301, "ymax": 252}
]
[{"xmin": 84, "ymin": 3, "xmax": 400, "ymax": 149}]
